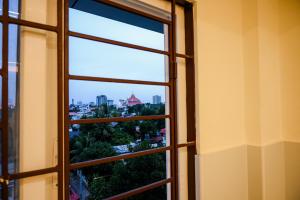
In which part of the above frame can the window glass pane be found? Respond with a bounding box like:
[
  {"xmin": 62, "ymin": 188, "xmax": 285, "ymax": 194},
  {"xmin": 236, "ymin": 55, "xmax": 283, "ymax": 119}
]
[
  {"xmin": 178, "ymin": 147, "xmax": 188, "ymax": 200},
  {"xmin": 8, "ymin": 173, "xmax": 58, "ymax": 200},
  {"xmin": 69, "ymin": 0, "xmax": 168, "ymax": 51},
  {"xmin": 0, "ymin": 0, "xmax": 2, "ymax": 15},
  {"xmin": 177, "ymin": 58, "xmax": 187, "ymax": 144},
  {"xmin": 0, "ymin": 130, "xmax": 2, "ymax": 176},
  {"xmin": 8, "ymin": 0, "xmax": 19, "ymax": 18},
  {"xmin": 128, "ymin": 184, "xmax": 168, "ymax": 200},
  {"xmin": 8, "ymin": 24, "xmax": 58, "ymax": 173},
  {"xmin": 70, "ymin": 119, "xmax": 169, "ymax": 164},
  {"xmin": 69, "ymin": 80, "xmax": 168, "ymax": 120},
  {"xmin": 70, "ymin": 152, "xmax": 169, "ymax": 199},
  {"xmin": 0, "ymin": 23, "xmax": 2, "ymax": 69},
  {"xmin": 176, "ymin": 5, "xmax": 186, "ymax": 54},
  {"xmin": 9, "ymin": 0, "xmax": 57, "ymax": 26},
  {"xmin": 69, "ymin": 37, "xmax": 168, "ymax": 82},
  {"xmin": 0, "ymin": 76, "xmax": 2, "ymax": 120},
  {"xmin": 8, "ymin": 181, "xmax": 18, "ymax": 199},
  {"xmin": 8, "ymin": 24, "xmax": 19, "ymax": 174}
]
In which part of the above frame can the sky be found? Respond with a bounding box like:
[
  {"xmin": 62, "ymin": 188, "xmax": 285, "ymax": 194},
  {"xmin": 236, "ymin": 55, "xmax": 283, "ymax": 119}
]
[
  {"xmin": 69, "ymin": 8, "xmax": 167, "ymax": 104},
  {"xmin": 1, "ymin": 0, "xmax": 19, "ymax": 106},
  {"xmin": 1, "ymin": 2, "xmax": 168, "ymax": 106}
]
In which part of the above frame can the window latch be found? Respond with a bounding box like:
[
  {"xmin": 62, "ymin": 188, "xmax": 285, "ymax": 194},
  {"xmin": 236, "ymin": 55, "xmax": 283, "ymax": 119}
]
[{"xmin": 0, "ymin": 177, "xmax": 9, "ymax": 185}]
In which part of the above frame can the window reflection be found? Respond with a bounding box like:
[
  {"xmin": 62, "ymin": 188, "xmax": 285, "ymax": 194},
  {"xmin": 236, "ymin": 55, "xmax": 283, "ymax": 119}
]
[
  {"xmin": 8, "ymin": 24, "xmax": 58, "ymax": 174},
  {"xmin": 8, "ymin": 24, "xmax": 19, "ymax": 174},
  {"xmin": 9, "ymin": 0, "xmax": 57, "ymax": 25}
]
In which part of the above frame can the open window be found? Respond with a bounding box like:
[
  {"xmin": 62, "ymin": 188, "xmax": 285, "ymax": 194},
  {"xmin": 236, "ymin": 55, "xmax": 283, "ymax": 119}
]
[
  {"xmin": 65, "ymin": 0, "xmax": 196, "ymax": 199},
  {"xmin": 0, "ymin": 0, "xmax": 196, "ymax": 199}
]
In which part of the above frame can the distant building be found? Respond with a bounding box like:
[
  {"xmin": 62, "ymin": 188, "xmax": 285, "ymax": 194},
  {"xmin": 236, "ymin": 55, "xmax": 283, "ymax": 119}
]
[
  {"xmin": 77, "ymin": 101, "xmax": 83, "ymax": 106},
  {"xmin": 153, "ymin": 95, "xmax": 162, "ymax": 104},
  {"xmin": 127, "ymin": 94, "xmax": 142, "ymax": 106},
  {"xmin": 89, "ymin": 102, "xmax": 95, "ymax": 107},
  {"xmin": 107, "ymin": 100, "xmax": 114, "ymax": 106},
  {"xmin": 96, "ymin": 95, "xmax": 107, "ymax": 106},
  {"xmin": 72, "ymin": 98, "xmax": 75, "ymax": 105},
  {"xmin": 118, "ymin": 99, "xmax": 127, "ymax": 108}
]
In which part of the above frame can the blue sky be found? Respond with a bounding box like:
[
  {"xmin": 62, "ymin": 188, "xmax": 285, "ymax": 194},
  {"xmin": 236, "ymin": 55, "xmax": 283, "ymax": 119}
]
[
  {"xmin": 1, "ymin": 4, "xmax": 167, "ymax": 106},
  {"xmin": 69, "ymin": 8, "xmax": 167, "ymax": 104}
]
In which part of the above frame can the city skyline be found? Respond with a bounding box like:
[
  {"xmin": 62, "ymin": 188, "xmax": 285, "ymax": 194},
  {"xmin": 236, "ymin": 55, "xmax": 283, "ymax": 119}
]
[{"xmin": 70, "ymin": 92, "xmax": 164, "ymax": 106}]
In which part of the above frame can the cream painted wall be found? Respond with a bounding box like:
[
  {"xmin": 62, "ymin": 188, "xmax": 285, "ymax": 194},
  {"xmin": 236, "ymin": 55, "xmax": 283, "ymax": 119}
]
[
  {"xmin": 194, "ymin": 0, "xmax": 300, "ymax": 199},
  {"xmin": 194, "ymin": 0, "xmax": 248, "ymax": 199},
  {"xmin": 195, "ymin": 0, "xmax": 246, "ymax": 154},
  {"xmin": 280, "ymin": 0, "xmax": 300, "ymax": 143}
]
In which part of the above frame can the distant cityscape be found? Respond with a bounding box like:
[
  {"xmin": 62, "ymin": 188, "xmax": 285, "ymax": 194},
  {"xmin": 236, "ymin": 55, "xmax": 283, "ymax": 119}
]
[
  {"xmin": 69, "ymin": 93, "xmax": 167, "ymax": 199},
  {"xmin": 69, "ymin": 93, "xmax": 166, "ymax": 153},
  {"xmin": 69, "ymin": 93, "xmax": 163, "ymax": 120}
]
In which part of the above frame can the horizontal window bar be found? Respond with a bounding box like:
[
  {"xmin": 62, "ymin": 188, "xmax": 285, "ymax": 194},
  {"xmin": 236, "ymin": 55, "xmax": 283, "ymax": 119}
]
[
  {"xmin": 97, "ymin": 0, "xmax": 172, "ymax": 25},
  {"xmin": 69, "ymin": 31, "xmax": 169, "ymax": 56},
  {"xmin": 176, "ymin": 141, "xmax": 196, "ymax": 148},
  {"xmin": 69, "ymin": 74, "xmax": 170, "ymax": 86},
  {"xmin": 8, "ymin": 166, "xmax": 58, "ymax": 180},
  {"xmin": 104, "ymin": 178, "xmax": 173, "ymax": 200},
  {"xmin": 8, "ymin": 17, "xmax": 58, "ymax": 32},
  {"xmin": 70, "ymin": 145, "xmax": 171, "ymax": 170},
  {"xmin": 69, "ymin": 114, "xmax": 171, "ymax": 124},
  {"xmin": 176, "ymin": 53, "xmax": 193, "ymax": 59}
]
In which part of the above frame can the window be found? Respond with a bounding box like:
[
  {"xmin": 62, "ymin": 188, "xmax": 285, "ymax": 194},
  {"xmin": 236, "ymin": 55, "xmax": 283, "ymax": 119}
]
[
  {"xmin": 0, "ymin": 0, "xmax": 60, "ymax": 199},
  {"xmin": 65, "ymin": 1, "xmax": 196, "ymax": 199},
  {"xmin": 0, "ymin": 0, "xmax": 196, "ymax": 200}
]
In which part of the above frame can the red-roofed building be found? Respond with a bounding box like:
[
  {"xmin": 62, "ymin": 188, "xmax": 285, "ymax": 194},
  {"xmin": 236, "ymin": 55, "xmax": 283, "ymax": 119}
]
[{"xmin": 127, "ymin": 94, "xmax": 142, "ymax": 106}]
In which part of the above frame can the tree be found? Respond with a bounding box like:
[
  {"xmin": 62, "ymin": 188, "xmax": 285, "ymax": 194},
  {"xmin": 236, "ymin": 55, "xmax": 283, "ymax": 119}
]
[
  {"xmin": 111, "ymin": 127, "xmax": 133, "ymax": 145},
  {"xmin": 118, "ymin": 121, "xmax": 140, "ymax": 139},
  {"xmin": 70, "ymin": 103, "xmax": 167, "ymax": 199},
  {"xmin": 88, "ymin": 145, "xmax": 166, "ymax": 200},
  {"xmin": 139, "ymin": 120, "xmax": 158, "ymax": 140}
]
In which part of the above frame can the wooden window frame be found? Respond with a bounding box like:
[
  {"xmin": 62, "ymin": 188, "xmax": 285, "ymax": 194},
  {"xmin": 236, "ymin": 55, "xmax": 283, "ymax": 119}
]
[
  {"xmin": 0, "ymin": 0, "xmax": 63, "ymax": 199},
  {"xmin": 0, "ymin": 0, "xmax": 196, "ymax": 200}
]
